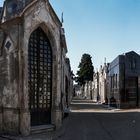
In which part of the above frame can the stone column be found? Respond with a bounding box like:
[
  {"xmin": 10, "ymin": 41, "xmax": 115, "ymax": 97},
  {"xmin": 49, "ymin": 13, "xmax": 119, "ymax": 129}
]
[
  {"xmin": 19, "ymin": 48, "xmax": 30, "ymax": 135},
  {"xmin": 53, "ymin": 47, "xmax": 62, "ymax": 129}
]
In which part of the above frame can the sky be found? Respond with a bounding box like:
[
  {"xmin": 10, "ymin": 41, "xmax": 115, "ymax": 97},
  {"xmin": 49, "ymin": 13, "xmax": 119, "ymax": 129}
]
[{"xmin": 1, "ymin": 0, "xmax": 140, "ymax": 75}]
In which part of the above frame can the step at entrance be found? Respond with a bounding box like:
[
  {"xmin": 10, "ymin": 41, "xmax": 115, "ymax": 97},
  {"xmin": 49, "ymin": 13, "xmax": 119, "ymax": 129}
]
[{"xmin": 31, "ymin": 124, "xmax": 55, "ymax": 134}]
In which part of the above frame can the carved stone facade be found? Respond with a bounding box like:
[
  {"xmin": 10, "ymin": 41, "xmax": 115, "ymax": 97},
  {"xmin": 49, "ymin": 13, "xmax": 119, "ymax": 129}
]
[
  {"xmin": 98, "ymin": 63, "xmax": 109, "ymax": 104},
  {"xmin": 73, "ymin": 84, "xmax": 82, "ymax": 96},
  {"xmin": 61, "ymin": 57, "xmax": 73, "ymax": 116},
  {"xmin": 0, "ymin": 0, "xmax": 73, "ymax": 135},
  {"xmin": 83, "ymin": 81, "xmax": 92, "ymax": 99},
  {"xmin": 92, "ymin": 72, "xmax": 99, "ymax": 102}
]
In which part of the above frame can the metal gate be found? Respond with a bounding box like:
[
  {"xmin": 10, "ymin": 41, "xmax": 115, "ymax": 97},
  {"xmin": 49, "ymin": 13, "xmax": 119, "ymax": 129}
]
[{"xmin": 28, "ymin": 27, "xmax": 52, "ymax": 126}]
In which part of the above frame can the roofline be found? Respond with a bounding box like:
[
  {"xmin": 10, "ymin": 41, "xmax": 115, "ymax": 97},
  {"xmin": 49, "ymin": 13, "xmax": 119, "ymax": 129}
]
[
  {"xmin": 0, "ymin": 0, "xmax": 62, "ymax": 27},
  {"xmin": 20, "ymin": 0, "xmax": 62, "ymax": 27},
  {"xmin": 20, "ymin": 0, "xmax": 38, "ymax": 16},
  {"xmin": 47, "ymin": 1, "xmax": 62, "ymax": 27}
]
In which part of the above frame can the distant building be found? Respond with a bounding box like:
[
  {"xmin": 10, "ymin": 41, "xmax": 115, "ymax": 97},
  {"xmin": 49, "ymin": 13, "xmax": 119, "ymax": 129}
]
[
  {"xmin": 92, "ymin": 72, "xmax": 99, "ymax": 102},
  {"xmin": 0, "ymin": 0, "xmax": 73, "ymax": 135},
  {"xmin": 84, "ymin": 81, "xmax": 92, "ymax": 99},
  {"xmin": 98, "ymin": 63, "xmax": 109, "ymax": 104},
  {"xmin": 61, "ymin": 57, "xmax": 73, "ymax": 116},
  {"xmin": 74, "ymin": 84, "xmax": 82, "ymax": 96},
  {"xmin": 108, "ymin": 51, "xmax": 140, "ymax": 108}
]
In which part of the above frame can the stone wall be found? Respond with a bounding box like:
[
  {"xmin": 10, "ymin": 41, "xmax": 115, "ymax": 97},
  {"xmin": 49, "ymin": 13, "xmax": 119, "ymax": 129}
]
[
  {"xmin": 0, "ymin": 23, "xmax": 21, "ymax": 134},
  {"xmin": 0, "ymin": 0, "xmax": 71, "ymax": 135},
  {"xmin": 83, "ymin": 81, "xmax": 92, "ymax": 99},
  {"xmin": 92, "ymin": 72, "xmax": 99, "ymax": 102},
  {"xmin": 99, "ymin": 63, "xmax": 108, "ymax": 104},
  {"xmin": 108, "ymin": 51, "xmax": 140, "ymax": 108}
]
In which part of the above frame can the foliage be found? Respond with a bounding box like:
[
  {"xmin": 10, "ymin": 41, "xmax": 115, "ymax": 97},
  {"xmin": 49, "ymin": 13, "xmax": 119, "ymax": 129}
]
[{"xmin": 76, "ymin": 53, "xmax": 94, "ymax": 85}]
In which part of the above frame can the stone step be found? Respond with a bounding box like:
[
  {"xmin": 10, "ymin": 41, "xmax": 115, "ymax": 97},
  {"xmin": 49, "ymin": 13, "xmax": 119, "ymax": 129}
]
[
  {"xmin": 0, "ymin": 125, "xmax": 55, "ymax": 140},
  {"xmin": 31, "ymin": 124, "xmax": 55, "ymax": 134},
  {"xmin": 71, "ymin": 99, "xmax": 94, "ymax": 104}
]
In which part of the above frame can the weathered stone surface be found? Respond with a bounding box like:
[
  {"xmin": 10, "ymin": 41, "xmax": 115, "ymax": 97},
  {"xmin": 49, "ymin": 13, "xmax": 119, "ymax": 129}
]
[
  {"xmin": 0, "ymin": 0, "xmax": 73, "ymax": 135},
  {"xmin": 20, "ymin": 111, "xmax": 30, "ymax": 136},
  {"xmin": 98, "ymin": 63, "xmax": 109, "ymax": 104},
  {"xmin": 51, "ymin": 110, "xmax": 62, "ymax": 129},
  {"xmin": 3, "ymin": 110, "xmax": 19, "ymax": 134},
  {"xmin": 0, "ymin": 112, "xmax": 2, "ymax": 132},
  {"xmin": 0, "ymin": 30, "xmax": 5, "ymax": 55}
]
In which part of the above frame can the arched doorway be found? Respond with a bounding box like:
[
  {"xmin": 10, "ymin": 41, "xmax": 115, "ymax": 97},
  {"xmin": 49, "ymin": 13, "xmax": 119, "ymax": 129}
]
[{"xmin": 28, "ymin": 27, "xmax": 52, "ymax": 126}]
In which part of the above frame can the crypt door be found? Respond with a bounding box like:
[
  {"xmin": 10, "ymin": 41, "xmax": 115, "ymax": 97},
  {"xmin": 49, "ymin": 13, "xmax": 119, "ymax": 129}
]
[
  {"xmin": 28, "ymin": 27, "xmax": 52, "ymax": 126},
  {"xmin": 126, "ymin": 77, "xmax": 138, "ymax": 107}
]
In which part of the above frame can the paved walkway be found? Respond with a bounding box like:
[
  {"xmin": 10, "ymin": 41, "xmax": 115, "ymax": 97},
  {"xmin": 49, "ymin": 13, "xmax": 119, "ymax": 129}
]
[
  {"xmin": 1, "ymin": 99, "xmax": 140, "ymax": 140},
  {"xmin": 53, "ymin": 99, "xmax": 140, "ymax": 140}
]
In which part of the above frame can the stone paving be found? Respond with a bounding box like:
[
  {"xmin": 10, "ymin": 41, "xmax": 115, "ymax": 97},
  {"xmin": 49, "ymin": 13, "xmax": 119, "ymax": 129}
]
[
  {"xmin": 53, "ymin": 99, "xmax": 140, "ymax": 140},
  {"xmin": 1, "ymin": 99, "xmax": 140, "ymax": 140}
]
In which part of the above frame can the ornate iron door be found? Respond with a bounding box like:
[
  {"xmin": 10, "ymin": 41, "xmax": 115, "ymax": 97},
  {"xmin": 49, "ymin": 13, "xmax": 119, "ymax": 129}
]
[{"xmin": 28, "ymin": 27, "xmax": 52, "ymax": 126}]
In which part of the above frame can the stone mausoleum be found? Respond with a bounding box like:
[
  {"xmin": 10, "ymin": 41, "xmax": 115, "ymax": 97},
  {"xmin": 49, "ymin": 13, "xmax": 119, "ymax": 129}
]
[
  {"xmin": 108, "ymin": 51, "xmax": 140, "ymax": 108},
  {"xmin": 0, "ymin": 0, "xmax": 73, "ymax": 135}
]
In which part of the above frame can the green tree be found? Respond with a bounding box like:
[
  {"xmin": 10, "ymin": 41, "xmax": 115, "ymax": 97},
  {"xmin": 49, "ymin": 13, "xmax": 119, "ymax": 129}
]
[{"xmin": 76, "ymin": 53, "xmax": 94, "ymax": 85}]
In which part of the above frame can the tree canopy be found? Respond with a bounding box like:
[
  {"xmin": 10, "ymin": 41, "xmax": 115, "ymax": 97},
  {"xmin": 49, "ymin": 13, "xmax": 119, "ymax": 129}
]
[{"xmin": 76, "ymin": 53, "xmax": 94, "ymax": 85}]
